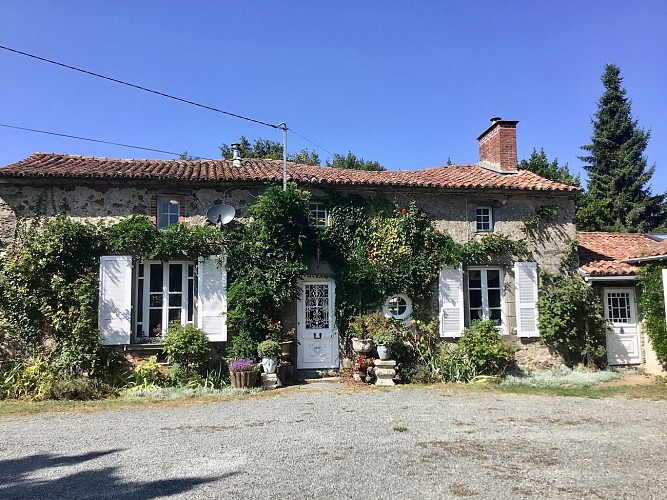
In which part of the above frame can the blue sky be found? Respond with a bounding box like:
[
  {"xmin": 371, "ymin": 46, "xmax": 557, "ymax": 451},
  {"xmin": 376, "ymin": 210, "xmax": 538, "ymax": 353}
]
[{"xmin": 1, "ymin": 1, "xmax": 666, "ymax": 192}]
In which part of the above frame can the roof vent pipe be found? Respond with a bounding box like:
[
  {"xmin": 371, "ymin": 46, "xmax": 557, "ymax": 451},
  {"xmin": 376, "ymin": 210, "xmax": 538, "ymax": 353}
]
[{"xmin": 231, "ymin": 143, "xmax": 241, "ymax": 167}]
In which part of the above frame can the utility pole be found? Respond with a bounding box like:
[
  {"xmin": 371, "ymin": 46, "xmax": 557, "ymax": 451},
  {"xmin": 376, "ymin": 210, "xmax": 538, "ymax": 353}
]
[{"xmin": 278, "ymin": 122, "xmax": 288, "ymax": 191}]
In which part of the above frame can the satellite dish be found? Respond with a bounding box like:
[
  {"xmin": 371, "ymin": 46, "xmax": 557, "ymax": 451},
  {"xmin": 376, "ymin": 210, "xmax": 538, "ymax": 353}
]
[{"xmin": 206, "ymin": 204, "xmax": 236, "ymax": 227}]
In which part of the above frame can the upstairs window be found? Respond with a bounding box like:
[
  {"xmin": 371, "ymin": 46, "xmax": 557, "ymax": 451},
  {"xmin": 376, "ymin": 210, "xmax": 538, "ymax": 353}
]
[
  {"xmin": 476, "ymin": 206, "xmax": 493, "ymax": 232},
  {"xmin": 157, "ymin": 197, "xmax": 180, "ymax": 229},
  {"xmin": 309, "ymin": 202, "xmax": 329, "ymax": 227}
]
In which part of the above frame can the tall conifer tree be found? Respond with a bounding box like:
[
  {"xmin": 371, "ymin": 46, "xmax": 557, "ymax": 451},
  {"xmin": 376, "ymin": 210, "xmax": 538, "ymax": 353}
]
[{"xmin": 579, "ymin": 64, "xmax": 665, "ymax": 232}]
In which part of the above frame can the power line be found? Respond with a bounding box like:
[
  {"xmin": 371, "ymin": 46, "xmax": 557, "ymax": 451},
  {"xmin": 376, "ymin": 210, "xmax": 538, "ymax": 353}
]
[
  {"xmin": 0, "ymin": 123, "xmax": 208, "ymax": 158},
  {"xmin": 0, "ymin": 45, "xmax": 340, "ymax": 161},
  {"xmin": 0, "ymin": 44, "xmax": 280, "ymax": 129}
]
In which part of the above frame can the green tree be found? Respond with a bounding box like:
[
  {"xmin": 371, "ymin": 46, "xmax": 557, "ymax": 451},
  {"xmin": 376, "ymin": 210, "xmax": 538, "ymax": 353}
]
[
  {"xmin": 325, "ymin": 152, "xmax": 386, "ymax": 171},
  {"xmin": 579, "ymin": 64, "xmax": 666, "ymax": 232},
  {"xmin": 220, "ymin": 136, "xmax": 320, "ymax": 166},
  {"xmin": 519, "ymin": 148, "xmax": 580, "ymax": 186}
]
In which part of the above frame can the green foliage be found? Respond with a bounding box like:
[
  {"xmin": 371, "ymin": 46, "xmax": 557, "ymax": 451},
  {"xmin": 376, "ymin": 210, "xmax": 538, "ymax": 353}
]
[
  {"xmin": 257, "ymin": 339, "xmax": 280, "ymax": 358},
  {"xmin": 638, "ymin": 265, "xmax": 667, "ymax": 364},
  {"xmin": 579, "ymin": 64, "xmax": 666, "ymax": 231},
  {"xmin": 537, "ymin": 272, "xmax": 607, "ymax": 367},
  {"xmin": 438, "ymin": 348, "xmax": 478, "ymax": 383},
  {"xmin": 105, "ymin": 215, "xmax": 157, "ymax": 256},
  {"xmin": 220, "ymin": 136, "xmax": 320, "ymax": 166},
  {"xmin": 226, "ymin": 331, "xmax": 257, "ymax": 361},
  {"xmin": 326, "ymin": 151, "xmax": 386, "ymax": 171},
  {"xmin": 523, "ymin": 205, "xmax": 558, "ymax": 229},
  {"xmin": 163, "ymin": 324, "xmax": 211, "ymax": 375},
  {"xmin": 450, "ymin": 320, "xmax": 515, "ymax": 375},
  {"xmin": 132, "ymin": 356, "xmax": 165, "ymax": 388},
  {"xmin": 226, "ymin": 184, "xmax": 312, "ymax": 342},
  {"xmin": 519, "ymin": 148, "xmax": 580, "ymax": 186}
]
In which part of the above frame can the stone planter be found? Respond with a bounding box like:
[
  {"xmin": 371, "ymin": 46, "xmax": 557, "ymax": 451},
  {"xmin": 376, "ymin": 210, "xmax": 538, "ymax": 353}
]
[
  {"xmin": 352, "ymin": 338, "xmax": 373, "ymax": 353},
  {"xmin": 230, "ymin": 370, "xmax": 257, "ymax": 389},
  {"xmin": 279, "ymin": 341, "xmax": 294, "ymax": 360},
  {"xmin": 261, "ymin": 356, "xmax": 278, "ymax": 374},
  {"xmin": 376, "ymin": 344, "xmax": 392, "ymax": 361}
]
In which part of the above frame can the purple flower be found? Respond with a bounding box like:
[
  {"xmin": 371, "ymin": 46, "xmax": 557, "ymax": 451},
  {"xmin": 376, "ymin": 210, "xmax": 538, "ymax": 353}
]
[{"xmin": 229, "ymin": 358, "xmax": 255, "ymax": 372}]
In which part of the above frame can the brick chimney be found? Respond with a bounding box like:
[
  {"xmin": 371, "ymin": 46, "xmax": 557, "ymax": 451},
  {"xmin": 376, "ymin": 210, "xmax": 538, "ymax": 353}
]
[{"xmin": 477, "ymin": 117, "xmax": 519, "ymax": 173}]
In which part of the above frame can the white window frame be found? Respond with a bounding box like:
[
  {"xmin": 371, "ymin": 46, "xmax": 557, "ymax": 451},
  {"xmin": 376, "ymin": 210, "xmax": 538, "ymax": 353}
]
[
  {"xmin": 157, "ymin": 197, "xmax": 180, "ymax": 229},
  {"xmin": 475, "ymin": 206, "xmax": 493, "ymax": 232},
  {"xmin": 135, "ymin": 260, "xmax": 194, "ymax": 342},
  {"xmin": 309, "ymin": 202, "xmax": 329, "ymax": 228},
  {"xmin": 383, "ymin": 294, "xmax": 413, "ymax": 321},
  {"xmin": 466, "ymin": 267, "xmax": 504, "ymax": 330}
]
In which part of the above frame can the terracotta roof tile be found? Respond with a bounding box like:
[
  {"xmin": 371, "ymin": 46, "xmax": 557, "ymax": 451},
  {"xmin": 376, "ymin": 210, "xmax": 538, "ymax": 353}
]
[
  {"xmin": 578, "ymin": 232, "xmax": 667, "ymax": 276},
  {"xmin": 0, "ymin": 153, "xmax": 581, "ymax": 193}
]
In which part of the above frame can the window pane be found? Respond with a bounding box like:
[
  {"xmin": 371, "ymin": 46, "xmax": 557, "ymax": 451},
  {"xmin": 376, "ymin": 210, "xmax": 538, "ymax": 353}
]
[
  {"xmin": 188, "ymin": 279, "xmax": 194, "ymax": 322},
  {"xmin": 149, "ymin": 310, "xmax": 162, "ymax": 337},
  {"xmin": 487, "ymin": 270, "xmax": 500, "ymax": 288},
  {"xmin": 469, "ymin": 289, "xmax": 483, "ymax": 308},
  {"xmin": 149, "ymin": 264, "xmax": 163, "ymax": 292},
  {"xmin": 137, "ymin": 280, "xmax": 144, "ymax": 323},
  {"xmin": 469, "ymin": 270, "xmax": 482, "ymax": 288},
  {"xmin": 169, "ymin": 264, "xmax": 183, "ymax": 292},
  {"xmin": 150, "ymin": 294, "xmax": 162, "ymax": 307},
  {"xmin": 470, "ymin": 308, "xmax": 484, "ymax": 320},
  {"xmin": 488, "ymin": 289, "xmax": 501, "ymax": 308},
  {"xmin": 489, "ymin": 308, "xmax": 502, "ymax": 321},
  {"xmin": 169, "ymin": 294, "xmax": 182, "ymax": 307},
  {"xmin": 158, "ymin": 199, "xmax": 171, "ymax": 213},
  {"xmin": 168, "ymin": 308, "xmax": 180, "ymax": 325}
]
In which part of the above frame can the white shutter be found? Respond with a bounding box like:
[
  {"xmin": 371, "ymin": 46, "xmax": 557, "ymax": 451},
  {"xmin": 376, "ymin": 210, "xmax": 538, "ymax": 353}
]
[
  {"xmin": 515, "ymin": 261, "xmax": 539, "ymax": 338},
  {"xmin": 98, "ymin": 256, "xmax": 132, "ymax": 345},
  {"xmin": 197, "ymin": 255, "xmax": 227, "ymax": 342},
  {"xmin": 439, "ymin": 266, "xmax": 464, "ymax": 338}
]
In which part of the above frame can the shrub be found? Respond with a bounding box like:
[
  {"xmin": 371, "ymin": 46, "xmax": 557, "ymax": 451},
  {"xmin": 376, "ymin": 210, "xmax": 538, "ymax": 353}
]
[
  {"xmin": 257, "ymin": 340, "xmax": 280, "ymax": 358},
  {"xmin": 133, "ymin": 356, "xmax": 165, "ymax": 388},
  {"xmin": 46, "ymin": 377, "xmax": 116, "ymax": 400},
  {"xmin": 538, "ymin": 272, "xmax": 607, "ymax": 367},
  {"xmin": 450, "ymin": 321, "xmax": 515, "ymax": 376},
  {"xmin": 163, "ymin": 323, "xmax": 210, "ymax": 375},
  {"xmin": 638, "ymin": 264, "xmax": 667, "ymax": 364},
  {"xmin": 227, "ymin": 331, "xmax": 257, "ymax": 361},
  {"xmin": 437, "ymin": 348, "xmax": 478, "ymax": 382}
]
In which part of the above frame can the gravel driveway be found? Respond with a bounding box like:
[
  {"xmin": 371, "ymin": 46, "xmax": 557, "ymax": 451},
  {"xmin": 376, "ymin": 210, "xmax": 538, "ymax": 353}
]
[{"xmin": 1, "ymin": 386, "xmax": 666, "ymax": 499}]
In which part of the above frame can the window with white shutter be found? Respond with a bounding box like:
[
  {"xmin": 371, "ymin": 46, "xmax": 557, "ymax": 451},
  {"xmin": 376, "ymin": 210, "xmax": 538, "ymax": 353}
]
[
  {"xmin": 197, "ymin": 255, "xmax": 227, "ymax": 342},
  {"xmin": 98, "ymin": 256, "xmax": 132, "ymax": 345},
  {"xmin": 439, "ymin": 266, "xmax": 465, "ymax": 337},
  {"xmin": 515, "ymin": 261, "xmax": 539, "ymax": 337}
]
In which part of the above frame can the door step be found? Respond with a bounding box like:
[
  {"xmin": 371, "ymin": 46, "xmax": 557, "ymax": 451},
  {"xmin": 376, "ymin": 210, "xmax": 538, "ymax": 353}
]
[{"xmin": 298, "ymin": 369, "xmax": 340, "ymax": 380}]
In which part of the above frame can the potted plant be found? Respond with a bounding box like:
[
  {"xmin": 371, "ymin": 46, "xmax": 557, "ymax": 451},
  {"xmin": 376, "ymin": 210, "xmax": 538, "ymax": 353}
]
[
  {"xmin": 352, "ymin": 354, "xmax": 375, "ymax": 383},
  {"xmin": 257, "ymin": 339, "xmax": 280, "ymax": 374},
  {"xmin": 349, "ymin": 315, "xmax": 373, "ymax": 353},
  {"xmin": 228, "ymin": 358, "xmax": 258, "ymax": 388},
  {"xmin": 371, "ymin": 328, "xmax": 397, "ymax": 360},
  {"xmin": 265, "ymin": 318, "xmax": 295, "ymax": 360}
]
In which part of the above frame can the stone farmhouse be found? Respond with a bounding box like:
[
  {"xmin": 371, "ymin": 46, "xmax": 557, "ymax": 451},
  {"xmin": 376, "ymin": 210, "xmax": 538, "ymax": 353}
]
[{"xmin": 0, "ymin": 119, "xmax": 584, "ymax": 371}]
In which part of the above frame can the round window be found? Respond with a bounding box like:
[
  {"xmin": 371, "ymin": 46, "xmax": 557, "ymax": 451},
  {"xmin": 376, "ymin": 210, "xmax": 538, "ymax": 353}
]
[{"xmin": 383, "ymin": 294, "xmax": 413, "ymax": 321}]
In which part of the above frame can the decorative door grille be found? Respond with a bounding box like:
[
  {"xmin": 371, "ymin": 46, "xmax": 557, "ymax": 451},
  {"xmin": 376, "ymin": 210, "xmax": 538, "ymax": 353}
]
[{"xmin": 304, "ymin": 283, "xmax": 330, "ymax": 329}]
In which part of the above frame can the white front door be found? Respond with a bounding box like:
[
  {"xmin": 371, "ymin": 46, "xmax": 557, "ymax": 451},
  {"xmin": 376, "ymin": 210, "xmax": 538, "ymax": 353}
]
[
  {"xmin": 604, "ymin": 288, "xmax": 642, "ymax": 365},
  {"xmin": 297, "ymin": 279, "xmax": 338, "ymax": 369}
]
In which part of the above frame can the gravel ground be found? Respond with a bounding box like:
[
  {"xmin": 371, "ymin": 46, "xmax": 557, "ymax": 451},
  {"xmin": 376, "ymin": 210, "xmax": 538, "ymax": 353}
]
[{"xmin": 1, "ymin": 386, "xmax": 667, "ymax": 499}]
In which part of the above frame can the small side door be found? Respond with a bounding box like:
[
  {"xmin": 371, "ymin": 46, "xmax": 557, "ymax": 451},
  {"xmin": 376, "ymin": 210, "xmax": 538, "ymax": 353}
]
[
  {"xmin": 603, "ymin": 288, "xmax": 641, "ymax": 365},
  {"xmin": 297, "ymin": 279, "xmax": 338, "ymax": 369}
]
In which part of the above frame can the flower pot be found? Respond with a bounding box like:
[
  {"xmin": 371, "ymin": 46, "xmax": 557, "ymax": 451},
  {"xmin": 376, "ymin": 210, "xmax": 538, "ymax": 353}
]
[
  {"xmin": 230, "ymin": 370, "xmax": 257, "ymax": 389},
  {"xmin": 279, "ymin": 341, "xmax": 294, "ymax": 360},
  {"xmin": 376, "ymin": 344, "xmax": 392, "ymax": 361},
  {"xmin": 261, "ymin": 356, "xmax": 278, "ymax": 374},
  {"xmin": 352, "ymin": 338, "xmax": 373, "ymax": 353}
]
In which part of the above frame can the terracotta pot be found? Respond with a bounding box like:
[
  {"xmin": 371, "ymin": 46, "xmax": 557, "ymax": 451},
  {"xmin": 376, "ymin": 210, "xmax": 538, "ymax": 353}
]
[
  {"xmin": 279, "ymin": 341, "xmax": 294, "ymax": 360},
  {"xmin": 352, "ymin": 338, "xmax": 373, "ymax": 353},
  {"xmin": 230, "ymin": 370, "xmax": 257, "ymax": 389}
]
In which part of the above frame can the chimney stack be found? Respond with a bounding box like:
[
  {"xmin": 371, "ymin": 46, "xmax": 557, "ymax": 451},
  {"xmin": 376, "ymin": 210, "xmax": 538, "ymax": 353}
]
[
  {"xmin": 477, "ymin": 117, "xmax": 519, "ymax": 173},
  {"xmin": 231, "ymin": 143, "xmax": 242, "ymax": 167}
]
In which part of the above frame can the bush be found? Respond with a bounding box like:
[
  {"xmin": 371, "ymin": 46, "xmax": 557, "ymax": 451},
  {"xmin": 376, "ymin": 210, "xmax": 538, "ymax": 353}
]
[
  {"xmin": 133, "ymin": 356, "xmax": 165, "ymax": 388},
  {"xmin": 227, "ymin": 331, "xmax": 257, "ymax": 361},
  {"xmin": 46, "ymin": 377, "xmax": 116, "ymax": 400},
  {"xmin": 638, "ymin": 265, "xmax": 667, "ymax": 364},
  {"xmin": 437, "ymin": 348, "xmax": 478, "ymax": 382},
  {"xmin": 257, "ymin": 340, "xmax": 280, "ymax": 358},
  {"xmin": 163, "ymin": 324, "xmax": 210, "ymax": 375},
  {"xmin": 449, "ymin": 320, "xmax": 515, "ymax": 376},
  {"xmin": 538, "ymin": 272, "xmax": 607, "ymax": 367}
]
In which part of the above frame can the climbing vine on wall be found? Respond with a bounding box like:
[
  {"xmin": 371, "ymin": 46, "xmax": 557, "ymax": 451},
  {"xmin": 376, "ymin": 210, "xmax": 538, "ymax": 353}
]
[{"xmin": 638, "ymin": 264, "xmax": 667, "ymax": 364}]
